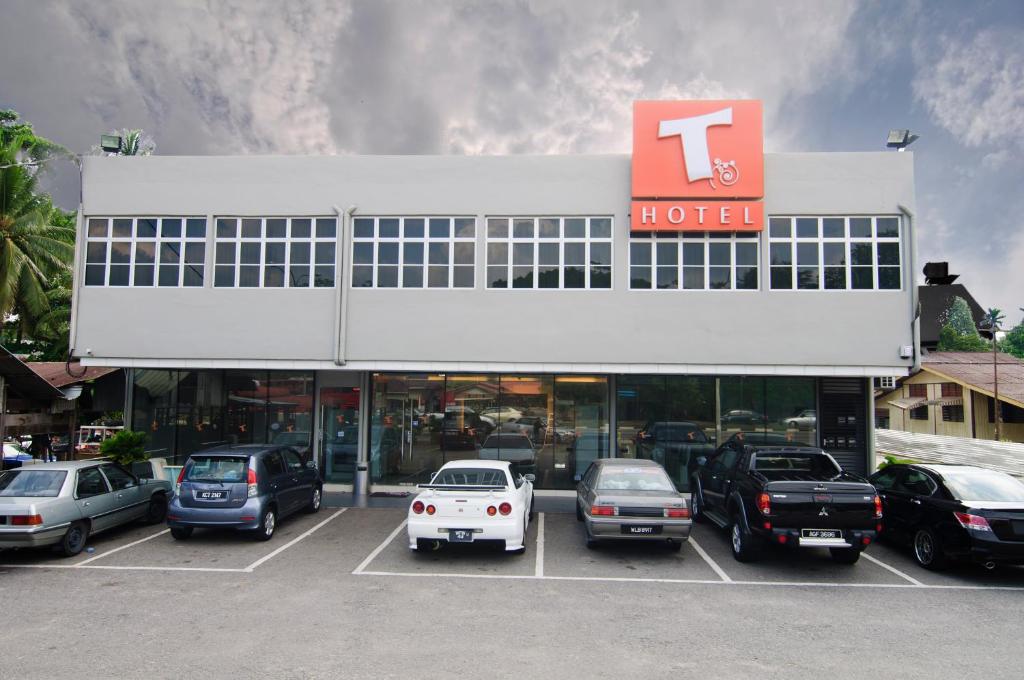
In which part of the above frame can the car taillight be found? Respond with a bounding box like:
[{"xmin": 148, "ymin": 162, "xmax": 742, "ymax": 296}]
[
  {"xmin": 953, "ymin": 511, "xmax": 992, "ymax": 532},
  {"xmin": 426, "ymin": 504, "xmax": 436, "ymax": 515},
  {"xmin": 412, "ymin": 501, "xmax": 425, "ymax": 514},
  {"xmin": 591, "ymin": 505, "xmax": 616, "ymax": 516},
  {"xmin": 176, "ymin": 467, "xmax": 186, "ymax": 485},
  {"xmin": 757, "ymin": 493, "xmax": 771, "ymax": 516},
  {"xmin": 873, "ymin": 495, "xmax": 883, "ymax": 519},
  {"xmin": 247, "ymin": 467, "xmax": 258, "ymax": 498},
  {"xmin": 10, "ymin": 515, "xmax": 43, "ymax": 526},
  {"xmin": 499, "ymin": 503, "xmax": 512, "ymax": 516},
  {"xmin": 665, "ymin": 508, "xmax": 690, "ymax": 518},
  {"xmin": 487, "ymin": 506, "xmax": 497, "ymax": 516}
]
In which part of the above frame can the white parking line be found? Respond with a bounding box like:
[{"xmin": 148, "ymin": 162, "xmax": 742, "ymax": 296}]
[
  {"xmin": 244, "ymin": 508, "xmax": 347, "ymax": 572},
  {"xmin": 535, "ymin": 513, "xmax": 545, "ymax": 577},
  {"xmin": 75, "ymin": 528, "xmax": 170, "ymax": 566},
  {"xmin": 861, "ymin": 551, "xmax": 926, "ymax": 586},
  {"xmin": 352, "ymin": 518, "xmax": 407, "ymax": 574},
  {"xmin": 0, "ymin": 563, "xmax": 247, "ymax": 573},
  {"xmin": 687, "ymin": 537, "xmax": 732, "ymax": 583}
]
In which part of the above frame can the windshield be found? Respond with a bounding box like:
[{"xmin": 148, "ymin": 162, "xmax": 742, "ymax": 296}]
[
  {"xmin": 753, "ymin": 454, "xmax": 840, "ymax": 476},
  {"xmin": 482, "ymin": 435, "xmax": 532, "ymax": 449},
  {"xmin": 597, "ymin": 467, "xmax": 676, "ymax": 492},
  {"xmin": 0, "ymin": 470, "xmax": 67, "ymax": 497},
  {"xmin": 654, "ymin": 425, "xmax": 706, "ymax": 442},
  {"xmin": 941, "ymin": 469, "xmax": 1024, "ymax": 502},
  {"xmin": 184, "ymin": 456, "xmax": 249, "ymax": 483},
  {"xmin": 431, "ymin": 468, "xmax": 508, "ymax": 486}
]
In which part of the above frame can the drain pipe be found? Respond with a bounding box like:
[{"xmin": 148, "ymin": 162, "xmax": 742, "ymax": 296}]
[
  {"xmin": 332, "ymin": 205, "xmax": 357, "ymax": 366},
  {"xmin": 899, "ymin": 204, "xmax": 920, "ymax": 374}
]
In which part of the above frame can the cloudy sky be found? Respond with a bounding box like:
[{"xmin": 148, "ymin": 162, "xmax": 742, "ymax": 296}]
[{"xmin": 2, "ymin": 0, "xmax": 1022, "ymax": 324}]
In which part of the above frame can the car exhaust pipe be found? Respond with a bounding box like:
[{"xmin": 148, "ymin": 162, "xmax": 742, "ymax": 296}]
[{"xmin": 983, "ymin": 561, "xmax": 996, "ymax": 571}]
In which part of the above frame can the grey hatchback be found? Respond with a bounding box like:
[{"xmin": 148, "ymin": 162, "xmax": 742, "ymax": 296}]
[{"xmin": 167, "ymin": 445, "xmax": 322, "ymax": 541}]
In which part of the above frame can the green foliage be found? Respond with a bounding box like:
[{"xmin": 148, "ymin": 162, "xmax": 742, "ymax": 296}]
[
  {"xmin": 942, "ymin": 297, "xmax": 980, "ymax": 336},
  {"xmin": 981, "ymin": 307, "xmax": 1005, "ymax": 332},
  {"xmin": 937, "ymin": 323, "xmax": 990, "ymax": 352},
  {"xmin": 881, "ymin": 454, "xmax": 915, "ymax": 467},
  {"xmin": 94, "ymin": 128, "xmax": 155, "ymax": 156},
  {"xmin": 1002, "ymin": 322, "xmax": 1024, "ymax": 359},
  {"xmin": 99, "ymin": 430, "xmax": 149, "ymax": 466}
]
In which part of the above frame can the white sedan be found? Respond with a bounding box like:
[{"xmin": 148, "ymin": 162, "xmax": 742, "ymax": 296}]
[{"xmin": 408, "ymin": 460, "xmax": 534, "ymax": 553}]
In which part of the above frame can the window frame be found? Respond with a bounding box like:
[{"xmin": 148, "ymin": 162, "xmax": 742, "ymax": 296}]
[
  {"xmin": 628, "ymin": 231, "xmax": 760, "ymax": 291},
  {"xmin": 350, "ymin": 216, "xmax": 476, "ymax": 289},
  {"xmin": 84, "ymin": 216, "xmax": 207, "ymax": 288},
  {"xmin": 485, "ymin": 216, "xmax": 613, "ymax": 291},
  {"xmin": 212, "ymin": 216, "xmax": 337, "ymax": 289},
  {"xmin": 767, "ymin": 215, "xmax": 902, "ymax": 292},
  {"xmin": 75, "ymin": 466, "xmax": 111, "ymax": 499}
]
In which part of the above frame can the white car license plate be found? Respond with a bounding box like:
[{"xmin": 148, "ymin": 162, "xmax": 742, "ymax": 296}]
[
  {"xmin": 196, "ymin": 490, "xmax": 227, "ymax": 500},
  {"xmin": 802, "ymin": 529, "xmax": 841, "ymax": 539},
  {"xmin": 449, "ymin": 529, "xmax": 474, "ymax": 543}
]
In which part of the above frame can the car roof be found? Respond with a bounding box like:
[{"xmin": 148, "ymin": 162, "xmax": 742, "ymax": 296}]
[
  {"xmin": 592, "ymin": 458, "xmax": 660, "ymax": 467},
  {"xmin": 438, "ymin": 459, "xmax": 510, "ymax": 470},
  {"xmin": 191, "ymin": 445, "xmax": 282, "ymax": 456},
  {"xmin": 648, "ymin": 421, "xmax": 699, "ymax": 427},
  {"xmin": 2, "ymin": 460, "xmax": 107, "ymax": 471}
]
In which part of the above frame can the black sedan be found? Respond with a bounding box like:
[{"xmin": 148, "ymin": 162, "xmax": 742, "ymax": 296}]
[{"xmin": 869, "ymin": 463, "xmax": 1024, "ymax": 570}]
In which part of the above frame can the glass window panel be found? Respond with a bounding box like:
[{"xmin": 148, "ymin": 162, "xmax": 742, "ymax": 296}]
[
  {"xmin": 564, "ymin": 242, "xmax": 585, "ymax": 265},
  {"xmin": 314, "ymin": 266, "xmax": 334, "ymax": 287},
  {"xmin": 110, "ymin": 241, "xmax": 131, "ymax": 264},
  {"xmin": 487, "ymin": 218, "xmax": 508, "ymax": 239},
  {"xmin": 265, "ymin": 243, "xmax": 285, "ymax": 265},
  {"xmin": 404, "ymin": 218, "xmax": 425, "ymax": 238},
  {"xmin": 513, "ymin": 218, "xmax": 534, "ymax": 239},
  {"xmin": 656, "ymin": 267, "xmax": 678, "ymax": 289},
  {"xmin": 770, "ymin": 243, "xmax": 791, "ymax": 265},
  {"xmin": 539, "ymin": 218, "xmax": 559, "ymax": 238},
  {"xmin": 158, "ymin": 265, "xmax": 179, "ymax": 287},
  {"xmin": 656, "ymin": 242, "xmax": 678, "ymax": 265},
  {"xmin": 86, "ymin": 242, "xmax": 107, "ymax": 263},
  {"xmin": 631, "ymin": 243, "xmax": 651, "ymax": 266},
  {"xmin": 877, "ymin": 242, "xmax": 900, "ymax": 266},
  {"xmin": 683, "ymin": 267, "xmax": 705, "ymax": 289},
  {"xmin": 352, "ymin": 266, "xmax": 374, "ymax": 288},
  {"xmin": 538, "ymin": 265, "xmax": 560, "ymax": 288},
  {"xmin": 353, "ymin": 218, "xmax": 374, "ymax": 239},
  {"xmin": 264, "ymin": 266, "xmax": 285, "ymax": 287},
  {"xmin": 265, "ymin": 218, "xmax": 286, "ymax": 238},
  {"xmin": 134, "ymin": 265, "xmax": 154, "ymax": 286},
  {"xmin": 428, "ymin": 242, "xmax": 450, "ymax": 265},
  {"xmin": 850, "ymin": 218, "xmax": 872, "ymax": 238},
  {"xmin": 822, "ymin": 218, "xmax": 845, "ymax": 238},
  {"xmin": 564, "ymin": 218, "xmax": 586, "ymax": 238},
  {"xmin": 512, "ymin": 267, "xmax": 533, "ymax": 288},
  {"xmin": 709, "ymin": 243, "xmax": 730, "ymax": 266},
  {"xmin": 851, "ymin": 243, "xmax": 873, "ymax": 266},
  {"xmin": 402, "ymin": 266, "xmax": 424, "ymax": 288},
  {"xmin": 797, "ymin": 267, "xmax": 819, "ymax": 289},
  {"xmin": 316, "ymin": 218, "xmax": 337, "ymax": 238},
  {"xmin": 538, "ymin": 242, "xmax": 559, "ymax": 266},
  {"xmin": 454, "ymin": 218, "xmax": 475, "ymax": 238},
  {"xmin": 683, "ymin": 242, "xmax": 705, "ymax": 265},
  {"xmin": 315, "ymin": 242, "xmax": 335, "ymax": 264},
  {"xmin": 720, "ymin": 376, "xmax": 767, "ymax": 441},
  {"xmin": 377, "ymin": 266, "xmax": 398, "ymax": 288},
  {"xmin": 796, "ymin": 218, "xmax": 818, "ymax": 238},
  {"xmin": 216, "ymin": 218, "xmax": 237, "ymax": 238},
  {"xmin": 242, "ymin": 219, "xmax": 262, "ymax": 238},
  {"xmin": 129, "ymin": 219, "xmax": 150, "ymax": 238},
  {"xmin": 564, "ymin": 266, "xmax": 585, "ymax": 288},
  {"xmin": 796, "ymin": 242, "xmax": 819, "ymax": 266},
  {"xmin": 377, "ymin": 242, "xmax": 399, "ymax": 265},
  {"xmin": 851, "ymin": 267, "xmax": 873, "ymax": 289},
  {"xmin": 709, "ymin": 267, "xmax": 731, "ymax": 289},
  {"xmin": 216, "ymin": 243, "xmax": 237, "ymax": 265},
  {"xmin": 453, "ymin": 241, "xmax": 474, "ymax": 265},
  {"xmin": 159, "ymin": 242, "xmax": 181, "ymax": 264},
  {"xmin": 378, "ymin": 218, "xmax": 399, "ymax": 238},
  {"xmin": 735, "ymin": 242, "xmax": 757, "ymax": 266},
  {"xmin": 453, "ymin": 266, "xmax": 474, "ymax": 288},
  {"xmin": 237, "ymin": 266, "xmax": 258, "ymax": 287},
  {"xmin": 487, "ymin": 266, "xmax": 508, "ymax": 288},
  {"xmin": 877, "ymin": 217, "xmax": 900, "ymax": 238},
  {"xmin": 85, "ymin": 265, "xmax": 106, "ymax": 286},
  {"xmin": 769, "ymin": 217, "xmax": 791, "ymax": 238},
  {"xmin": 631, "ymin": 267, "xmax": 652, "ymax": 289},
  {"xmin": 240, "ymin": 243, "xmax": 260, "ymax": 264},
  {"xmin": 487, "ymin": 242, "xmax": 508, "ymax": 265},
  {"xmin": 879, "ymin": 267, "xmax": 901, "ymax": 289},
  {"xmin": 512, "ymin": 243, "xmax": 533, "ymax": 265},
  {"xmin": 403, "ymin": 242, "xmax": 424, "ymax": 264},
  {"xmin": 770, "ymin": 267, "xmax": 793, "ymax": 289},
  {"xmin": 823, "ymin": 242, "xmax": 846, "ymax": 266},
  {"xmin": 351, "ymin": 242, "xmax": 371, "ymax": 265},
  {"xmin": 183, "ymin": 266, "xmax": 203, "ymax": 287},
  {"xmin": 428, "ymin": 266, "xmax": 449, "ymax": 287},
  {"xmin": 291, "ymin": 218, "xmax": 311, "ymax": 238},
  {"xmin": 765, "ymin": 377, "xmax": 817, "ymax": 445},
  {"xmin": 214, "ymin": 266, "xmax": 235, "ymax": 287},
  {"xmin": 429, "ymin": 218, "xmax": 450, "ymax": 238},
  {"xmin": 824, "ymin": 267, "xmax": 847, "ymax": 290},
  {"xmin": 290, "ymin": 266, "xmax": 310, "ymax": 287},
  {"xmin": 590, "ymin": 218, "xmax": 612, "ymax": 238},
  {"xmin": 590, "ymin": 242, "xmax": 611, "ymax": 266},
  {"xmin": 88, "ymin": 219, "xmax": 109, "ymax": 238},
  {"xmin": 590, "ymin": 266, "xmax": 611, "ymax": 288},
  {"xmin": 161, "ymin": 219, "xmax": 181, "ymax": 238},
  {"xmin": 736, "ymin": 266, "xmax": 758, "ymax": 289}
]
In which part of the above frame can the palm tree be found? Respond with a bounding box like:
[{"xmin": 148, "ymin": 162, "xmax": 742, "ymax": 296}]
[
  {"xmin": 982, "ymin": 308, "xmax": 1006, "ymax": 441},
  {"xmin": 0, "ymin": 135, "xmax": 75, "ymax": 333}
]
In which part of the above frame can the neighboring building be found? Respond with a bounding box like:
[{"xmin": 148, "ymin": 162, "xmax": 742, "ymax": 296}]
[
  {"xmin": 69, "ymin": 100, "xmax": 917, "ymax": 490},
  {"xmin": 876, "ymin": 352, "xmax": 1024, "ymax": 442},
  {"xmin": 917, "ymin": 261, "xmax": 989, "ymax": 352}
]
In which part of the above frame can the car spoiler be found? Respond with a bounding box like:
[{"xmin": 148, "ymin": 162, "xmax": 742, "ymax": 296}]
[{"xmin": 415, "ymin": 484, "xmax": 507, "ymax": 491}]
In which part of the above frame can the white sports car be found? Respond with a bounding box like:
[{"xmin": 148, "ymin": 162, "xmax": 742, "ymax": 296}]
[{"xmin": 408, "ymin": 460, "xmax": 534, "ymax": 553}]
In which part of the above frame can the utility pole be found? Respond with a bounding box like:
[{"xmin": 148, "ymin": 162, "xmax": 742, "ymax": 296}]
[{"xmin": 983, "ymin": 309, "xmax": 1004, "ymax": 441}]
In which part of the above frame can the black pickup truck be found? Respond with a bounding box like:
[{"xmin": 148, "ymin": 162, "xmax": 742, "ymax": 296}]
[{"xmin": 690, "ymin": 438, "xmax": 882, "ymax": 564}]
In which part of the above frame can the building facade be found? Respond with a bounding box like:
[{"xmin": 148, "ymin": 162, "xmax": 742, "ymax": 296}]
[{"xmin": 69, "ymin": 101, "xmax": 917, "ymax": 491}]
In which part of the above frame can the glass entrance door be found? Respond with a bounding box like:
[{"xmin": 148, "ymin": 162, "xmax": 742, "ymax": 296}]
[{"xmin": 320, "ymin": 386, "xmax": 360, "ymax": 484}]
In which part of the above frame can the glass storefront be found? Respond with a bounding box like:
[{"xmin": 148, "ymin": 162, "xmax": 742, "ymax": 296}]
[{"xmin": 320, "ymin": 386, "xmax": 361, "ymax": 484}]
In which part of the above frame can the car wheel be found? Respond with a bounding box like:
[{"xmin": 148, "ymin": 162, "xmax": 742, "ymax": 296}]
[
  {"xmin": 144, "ymin": 494, "xmax": 168, "ymax": 524},
  {"xmin": 913, "ymin": 527, "xmax": 948, "ymax": 570},
  {"xmin": 306, "ymin": 485, "xmax": 323, "ymax": 514},
  {"xmin": 60, "ymin": 521, "xmax": 89, "ymax": 557},
  {"xmin": 730, "ymin": 516, "xmax": 761, "ymax": 563},
  {"xmin": 255, "ymin": 508, "xmax": 276, "ymax": 542},
  {"xmin": 788, "ymin": 420, "xmax": 798, "ymax": 429},
  {"xmin": 690, "ymin": 489, "xmax": 705, "ymax": 523},
  {"xmin": 170, "ymin": 526, "xmax": 193, "ymax": 540},
  {"xmin": 830, "ymin": 547, "xmax": 861, "ymax": 564}
]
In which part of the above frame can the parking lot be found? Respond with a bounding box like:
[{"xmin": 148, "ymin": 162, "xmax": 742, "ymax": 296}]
[{"xmin": 2, "ymin": 506, "xmax": 1024, "ymax": 679}]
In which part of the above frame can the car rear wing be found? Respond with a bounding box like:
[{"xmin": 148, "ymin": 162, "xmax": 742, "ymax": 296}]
[{"xmin": 415, "ymin": 484, "xmax": 508, "ymax": 491}]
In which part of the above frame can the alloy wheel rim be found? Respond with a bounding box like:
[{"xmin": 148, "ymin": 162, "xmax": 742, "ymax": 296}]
[
  {"xmin": 313, "ymin": 489, "xmax": 321, "ymax": 509},
  {"xmin": 731, "ymin": 524, "xmax": 742, "ymax": 554},
  {"xmin": 915, "ymin": 532, "xmax": 933, "ymax": 564},
  {"xmin": 264, "ymin": 512, "xmax": 276, "ymax": 536},
  {"xmin": 69, "ymin": 527, "xmax": 84, "ymax": 549},
  {"xmin": 691, "ymin": 493, "xmax": 699, "ymax": 517}
]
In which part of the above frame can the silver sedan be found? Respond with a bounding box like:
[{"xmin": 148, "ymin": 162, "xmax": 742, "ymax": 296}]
[
  {"xmin": 0, "ymin": 461, "xmax": 171, "ymax": 556},
  {"xmin": 576, "ymin": 458, "xmax": 692, "ymax": 551}
]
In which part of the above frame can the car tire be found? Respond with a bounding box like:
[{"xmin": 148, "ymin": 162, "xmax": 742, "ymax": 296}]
[
  {"xmin": 730, "ymin": 516, "xmax": 761, "ymax": 563},
  {"xmin": 255, "ymin": 507, "xmax": 276, "ymax": 542},
  {"xmin": 830, "ymin": 547, "xmax": 861, "ymax": 564},
  {"xmin": 788, "ymin": 420, "xmax": 798, "ymax": 429},
  {"xmin": 668, "ymin": 540, "xmax": 683, "ymax": 553},
  {"xmin": 306, "ymin": 485, "xmax": 323, "ymax": 514},
  {"xmin": 144, "ymin": 494, "xmax": 168, "ymax": 524},
  {"xmin": 529, "ymin": 492, "xmax": 535, "ymax": 521},
  {"xmin": 584, "ymin": 524, "xmax": 598, "ymax": 550},
  {"xmin": 690, "ymin": 489, "xmax": 705, "ymax": 523},
  {"xmin": 576, "ymin": 501, "xmax": 584, "ymax": 522},
  {"xmin": 913, "ymin": 527, "xmax": 949, "ymax": 570},
  {"xmin": 60, "ymin": 521, "xmax": 89, "ymax": 557},
  {"xmin": 170, "ymin": 526, "xmax": 193, "ymax": 540}
]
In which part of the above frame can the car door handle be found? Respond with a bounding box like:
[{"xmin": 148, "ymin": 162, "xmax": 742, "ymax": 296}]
[
  {"xmin": 292, "ymin": 477, "xmax": 299, "ymax": 483},
  {"xmin": 911, "ymin": 498, "xmax": 921, "ymax": 505},
  {"xmin": 83, "ymin": 501, "xmax": 90, "ymax": 507},
  {"xmin": 117, "ymin": 493, "xmax": 124, "ymax": 499}
]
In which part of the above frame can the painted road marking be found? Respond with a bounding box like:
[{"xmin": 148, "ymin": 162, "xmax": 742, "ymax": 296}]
[
  {"xmin": 535, "ymin": 513, "xmax": 545, "ymax": 578},
  {"xmin": 352, "ymin": 518, "xmax": 408, "ymax": 574},
  {"xmin": 75, "ymin": 528, "xmax": 170, "ymax": 566},
  {"xmin": 244, "ymin": 508, "xmax": 347, "ymax": 572},
  {"xmin": 687, "ymin": 536, "xmax": 732, "ymax": 583},
  {"xmin": 861, "ymin": 551, "xmax": 926, "ymax": 587},
  {"xmin": 1, "ymin": 563, "xmax": 247, "ymax": 573}
]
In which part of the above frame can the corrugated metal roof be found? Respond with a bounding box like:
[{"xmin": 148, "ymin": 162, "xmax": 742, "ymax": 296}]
[
  {"xmin": 27, "ymin": 362, "xmax": 119, "ymax": 389},
  {"xmin": 876, "ymin": 429, "xmax": 1024, "ymax": 478},
  {"xmin": 0, "ymin": 347, "xmax": 65, "ymax": 400},
  {"xmin": 921, "ymin": 352, "xmax": 1024, "ymax": 408}
]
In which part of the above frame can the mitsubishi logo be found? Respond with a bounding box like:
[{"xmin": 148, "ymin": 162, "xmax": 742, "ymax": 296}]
[
  {"xmin": 657, "ymin": 107, "xmax": 740, "ymax": 189},
  {"xmin": 818, "ymin": 507, "xmax": 829, "ymax": 517}
]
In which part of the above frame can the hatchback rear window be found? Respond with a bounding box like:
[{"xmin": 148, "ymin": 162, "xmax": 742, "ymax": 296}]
[
  {"xmin": 184, "ymin": 456, "xmax": 249, "ymax": 483},
  {"xmin": 0, "ymin": 470, "xmax": 67, "ymax": 497},
  {"xmin": 597, "ymin": 467, "xmax": 675, "ymax": 492}
]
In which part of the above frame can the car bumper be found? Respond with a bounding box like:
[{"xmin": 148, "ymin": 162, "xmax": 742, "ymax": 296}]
[
  {"xmin": 586, "ymin": 516, "xmax": 692, "ymax": 541},
  {"xmin": 768, "ymin": 527, "xmax": 877, "ymax": 549},
  {"xmin": 0, "ymin": 523, "xmax": 71, "ymax": 549},
  {"xmin": 408, "ymin": 515, "xmax": 524, "ymax": 550},
  {"xmin": 963, "ymin": 536, "xmax": 1024, "ymax": 565},
  {"xmin": 166, "ymin": 496, "xmax": 266, "ymax": 531}
]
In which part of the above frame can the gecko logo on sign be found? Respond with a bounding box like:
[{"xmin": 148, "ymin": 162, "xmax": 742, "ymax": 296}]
[{"xmin": 631, "ymin": 100, "xmax": 764, "ymax": 232}]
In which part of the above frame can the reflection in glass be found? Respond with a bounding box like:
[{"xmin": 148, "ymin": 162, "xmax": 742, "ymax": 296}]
[{"xmin": 322, "ymin": 387, "xmax": 361, "ymax": 483}]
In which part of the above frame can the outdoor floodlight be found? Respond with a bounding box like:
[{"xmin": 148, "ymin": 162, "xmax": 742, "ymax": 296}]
[
  {"xmin": 100, "ymin": 134, "xmax": 122, "ymax": 153},
  {"xmin": 886, "ymin": 129, "xmax": 919, "ymax": 151}
]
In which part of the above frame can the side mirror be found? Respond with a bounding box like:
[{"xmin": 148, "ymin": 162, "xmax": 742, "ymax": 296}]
[
  {"xmin": 305, "ymin": 460, "xmax": 316, "ymax": 469},
  {"xmin": 696, "ymin": 456, "xmax": 707, "ymax": 467},
  {"xmin": 524, "ymin": 474, "xmax": 536, "ymax": 483}
]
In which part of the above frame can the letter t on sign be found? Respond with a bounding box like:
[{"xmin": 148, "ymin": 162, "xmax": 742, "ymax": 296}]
[{"xmin": 658, "ymin": 108, "xmax": 733, "ymax": 183}]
